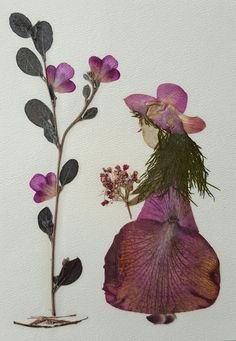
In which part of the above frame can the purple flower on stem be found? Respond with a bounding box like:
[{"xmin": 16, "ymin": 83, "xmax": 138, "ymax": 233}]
[
  {"xmin": 103, "ymin": 188, "xmax": 220, "ymax": 324},
  {"xmin": 89, "ymin": 55, "xmax": 120, "ymax": 83},
  {"xmin": 46, "ymin": 63, "xmax": 76, "ymax": 93},
  {"xmin": 124, "ymin": 83, "xmax": 206, "ymax": 134},
  {"xmin": 30, "ymin": 172, "xmax": 57, "ymax": 203}
]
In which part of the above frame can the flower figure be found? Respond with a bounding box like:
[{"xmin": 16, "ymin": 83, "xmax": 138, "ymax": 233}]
[
  {"xmin": 89, "ymin": 55, "xmax": 120, "ymax": 83},
  {"xmin": 30, "ymin": 172, "xmax": 57, "ymax": 203},
  {"xmin": 46, "ymin": 63, "xmax": 76, "ymax": 93},
  {"xmin": 100, "ymin": 165, "xmax": 140, "ymax": 218},
  {"xmin": 124, "ymin": 83, "xmax": 206, "ymax": 137},
  {"xmin": 103, "ymin": 188, "xmax": 220, "ymax": 324}
]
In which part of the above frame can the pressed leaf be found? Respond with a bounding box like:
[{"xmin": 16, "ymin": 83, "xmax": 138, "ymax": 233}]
[
  {"xmin": 83, "ymin": 85, "xmax": 91, "ymax": 99},
  {"xmin": 60, "ymin": 159, "xmax": 79, "ymax": 186},
  {"xmin": 83, "ymin": 107, "xmax": 98, "ymax": 120},
  {"xmin": 38, "ymin": 207, "xmax": 53, "ymax": 236},
  {"xmin": 55, "ymin": 258, "xmax": 83, "ymax": 288},
  {"xmin": 32, "ymin": 21, "xmax": 53, "ymax": 57},
  {"xmin": 25, "ymin": 99, "xmax": 53, "ymax": 127},
  {"xmin": 43, "ymin": 121, "xmax": 58, "ymax": 144},
  {"xmin": 9, "ymin": 13, "xmax": 32, "ymax": 38},
  {"xmin": 83, "ymin": 73, "xmax": 90, "ymax": 81},
  {"xmin": 16, "ymin": 48, "xmax": 43, "ymax": 76}
]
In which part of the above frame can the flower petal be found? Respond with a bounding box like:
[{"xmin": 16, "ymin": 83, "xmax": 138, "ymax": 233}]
[
  {"xmin": 55, "ymin": 63, "xmax": 75, "ymax": 82},
  {"xmin": 46, "ymin": 65, "xmax": 56, "ymax": 85},
  {"xmin": 89, "ymin": 56, "xmax": 102, "ymax": 75},
  {"xmin": 29, "ymin": 174, "xmax": 47, "ymax": 192},
  {"xmin": 102, "ymin": 55, "xmax": 119, "ymax": 69},
  {"xmin": 147, "ymin": 105, "xmax": 184, "ymax": 134},
  {"xmin": 46, "ymin": 172, "xmax": 56, "ymax": 186},
  {"xmin": 101, "ymin": 69, "xmax": 120, "ymax": 82},
  {"xmin": 156, "ymin": 83, "xmax": 188, "ymax": 113},
  {"xmin": 139, "ymin": 119, "xmax": 159, "ymax": 149},
  {"xmin": 104, "ymin": 219, "xmax": 220, "ymax": 314},
  {"xmin": 179, "ymin": 114, "xmax": 206, "ymax": 134},
  {"xmin": 54, "ymin": 80, "xmax": 76, "ymax": 93},
  {"xmin": 137, "ymin": 188, "xmax": 198, "ymax": 231},
  {"xmin": 33, "ymin": 191, "xmax": 47, "ymax": 203},
  {"xmin": 124, "ymin": 94, "xmax": 157, "ymax": 115}
]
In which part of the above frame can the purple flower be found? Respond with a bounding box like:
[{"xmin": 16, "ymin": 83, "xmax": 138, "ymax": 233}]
[
  {"xmin": 89, "ymin": 55, "xmax": 120, "ymax": 83},
  {"xmin": 30, "ymin": 172, "xmax": 57, "ymax": 203},
  {"xmin": 46, "ymin": 63, "xmax": 76, "ymax": 93},
  {"xmin": 124, "ymin": 83, "xmax": 206, "ymax": 134},
  {"xmin": 103, "ymin": 188, "xmax": 220, "ymax": 323}
]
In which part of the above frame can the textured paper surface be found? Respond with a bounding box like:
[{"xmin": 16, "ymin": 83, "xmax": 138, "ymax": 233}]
[{"xmin": 1, "ymin": 0, "xmax": 236, "ymax": 340}]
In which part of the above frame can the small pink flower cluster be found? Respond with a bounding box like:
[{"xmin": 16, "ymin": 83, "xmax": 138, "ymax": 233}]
[{"xmin": 100, "ymin": 164, "xmax": 140, "ymax": 206}]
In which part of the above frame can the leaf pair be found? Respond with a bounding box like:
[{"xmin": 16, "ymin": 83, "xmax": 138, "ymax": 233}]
[
  {"xmin": 25, "ymin": 99, "xmax": 58, "ymax": 145},
  {"xmin": 9, "ymin": 13, "xmax": 53, "ymax": 57}
]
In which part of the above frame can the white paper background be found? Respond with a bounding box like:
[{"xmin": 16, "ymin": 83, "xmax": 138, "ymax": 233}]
[{"xmin": 1, "ymin": 0, "xmax": 236, "ymax": 340}]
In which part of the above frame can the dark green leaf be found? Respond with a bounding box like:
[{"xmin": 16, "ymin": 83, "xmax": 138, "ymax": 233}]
[
  {"xmin": 60, "ymin": 159, "xmax": 79, "ymax": 186},
  {"xmin": 25, "ymin": 99, "xmax": 53, "ymax": 127},
  {"xmin": 83, "ymin": 107, "xmax": 98, "ymax": 120},
  {"xmin": 55, "ymin": 258, "xmax": 83, "ymax": 288},
  {"xmin": 38, "ymin": 207, "xmax": 53, "ymax": 236},
  {"xmin": 9, "ymin": 13, "xmax": 32, "ymax": 38},
  {"xmin": 83, "ymin": 85, "xmax": 91, "ymax": 99},
  {"xmin": 43, "ymin": 121, "xmax": 58, "ymax": 144},
  {"xmin": 32, "ymin": 21, "xmax": 53, "ymax": 57},
  {"xmin": 83, "ymin": 73, "xmax": 90, "ymax": 81},
  {"xmin": 16, "ymin": 48, "xmax": 43, "ymax": 76}
]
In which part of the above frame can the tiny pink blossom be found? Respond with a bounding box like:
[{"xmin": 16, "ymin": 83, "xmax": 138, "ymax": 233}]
[
  {"xmin": 100, "ymin": 165, "xmax": 140, "ymax": 207},
  {"xmin": 124, "ymin": 83, "xmax": 206, "ymax": 134},
  {"xmin": 46, "ymin": 63, "xmax": 76, "ymax": 93},
  {"xmin": 89, "ymin": 55, "xmax": 120, "ymax": 83},
  {"xmin": 30, "ymin": 172, "xmax": 57, "ymax": 203}
]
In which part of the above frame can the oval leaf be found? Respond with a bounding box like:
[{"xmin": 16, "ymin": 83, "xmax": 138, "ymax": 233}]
[
  {"xmin": 60, "ymin": 159, "xmax": 79, "ymax": 186},
  {"xmin": 38, "ymin": 207, "xmax": 53, "ymax": 236},
  {"xmin": 9, "ymin": 13, "xmax": 32, "ymax": 38},
  {"xmin": 25, "ymin": 99, "xmax": 53, "ymax": 127},
  {"xmin": 43, "ymin": 121, "xmax": 58, "ymax": 144},
  {"xmin": 16, "ymin": 48, "xmax": 43, "ymax": 76},
  {"xmin": 83, "ymin": 85, "xmax": 91, "ymax": 99},
  {"xmin": 55, "ymin": 258, "xmax": 83, "ymax": 288},
  {"xmin": 83, "ymin": 107, "xmax": 98, "ymax": 120},
  {"xmin": 32, "ymin": 21, "xmax": 53, "ymax": 57}
]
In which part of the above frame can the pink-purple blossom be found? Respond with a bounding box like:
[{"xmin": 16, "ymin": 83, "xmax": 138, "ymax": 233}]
[
  {"xmin": 30, "ymin": 172, "xmax": 57, "ymax": 203},
  {"xmin": 46, "ymin": 63, "xmax": 76, "ymax": 93},
  {"xmin": 103, "ymin": 188, "xmax": 220, "ymax": 323},
  {"xmin": 100, "ymin": 165, "xmax": 139, "ymax": 206},
  {"xmin": 89, "ymin": 55, "xmax": 120, "ymax": 83},
  {"xmin": 124, "ymin": 83, "xmax": 206, "ymax": 134}
]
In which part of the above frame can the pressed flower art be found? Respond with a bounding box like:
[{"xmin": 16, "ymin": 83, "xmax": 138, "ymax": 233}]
[
  {"xmin": 9, "ymin": 12, "xmax": 120, "ymax": 328},
  {"xmin": 102, "ymin": 83, "xmax": 220, "ymax": 324}
]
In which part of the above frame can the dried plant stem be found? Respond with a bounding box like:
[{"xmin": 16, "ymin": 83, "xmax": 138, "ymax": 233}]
[
  {"xmin": 126, "ymin": 202, "xmax": 132, "ymax": 220},
  {"xmin": 13, "ymin": 316, "xmax": 88, "ymax": 328},
  {"xmin": 50, "ymin": 84, "xmax": 98, "ymax": 316}
]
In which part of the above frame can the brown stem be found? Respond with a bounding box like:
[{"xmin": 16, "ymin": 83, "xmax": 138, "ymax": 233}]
[
  {"xmin": 13, "ymin": 317, "xmax": 88, "ymax": 328},
  {"xmin": 126, "ymin": 202, "xmax": 132, "ymax": 220},
  {"xmin": 50, "ymin": 84, "xmax": 99, "ymax": 316}
]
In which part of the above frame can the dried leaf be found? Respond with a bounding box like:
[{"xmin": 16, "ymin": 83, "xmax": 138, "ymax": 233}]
[
  {"xmin": 32, "ymin": 21, "xmax": 53, "ymax": 57},
  {"xmin": 43, "ymin": 121, "xmax": 58, "ymax": 144},
  {"xmin": 55, "ymin": 258, "xmax": 83, "ymax": 287},
  {"xmin": 83, "ymin": 107, "xmax": 98, "ymax": 120},
  {"xmin": 82, "ymin": 85, "xmax": 91, "ymax": 99},
  {"xmin": 9, "ymin": 13, "xmax": 32, "ymax": 38},
  {"xmin": 25, "ymin": 99, "xmax": 53, "ymax": 127},
  {"xmin": 60, "ymin": 159, "xmax": 79, "ymax": 186},
  {"xmin": 38, "ymin": 207, "xmax": 53, "ymax": 236},
  {"xmin": 16, "ymin": 48, "xmax": 43, "ymax": 76}
]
